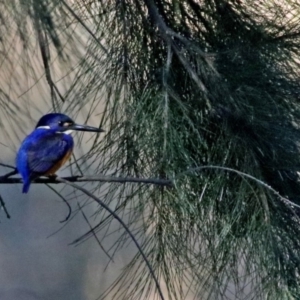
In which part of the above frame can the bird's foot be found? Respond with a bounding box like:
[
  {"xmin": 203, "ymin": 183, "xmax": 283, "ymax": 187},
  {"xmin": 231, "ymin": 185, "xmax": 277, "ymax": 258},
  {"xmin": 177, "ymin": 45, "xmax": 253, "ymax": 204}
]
[{"xmin": 47, "ymin": 174, "xmax": 57, "ymax": 181}]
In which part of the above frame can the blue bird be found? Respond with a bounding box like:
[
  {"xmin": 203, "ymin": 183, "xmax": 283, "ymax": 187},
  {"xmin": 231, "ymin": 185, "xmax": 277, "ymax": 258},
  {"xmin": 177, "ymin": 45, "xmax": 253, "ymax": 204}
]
[{"xmin": 16, "ymin": 113, "xmax": 104, "ymax": 193}]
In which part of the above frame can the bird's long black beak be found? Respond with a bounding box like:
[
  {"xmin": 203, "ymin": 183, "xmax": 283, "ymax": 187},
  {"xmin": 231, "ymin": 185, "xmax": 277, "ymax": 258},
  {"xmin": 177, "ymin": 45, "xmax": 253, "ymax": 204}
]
[{"xmin": 70, "ymin": 124, "xmax": 105, "ymax": 133}]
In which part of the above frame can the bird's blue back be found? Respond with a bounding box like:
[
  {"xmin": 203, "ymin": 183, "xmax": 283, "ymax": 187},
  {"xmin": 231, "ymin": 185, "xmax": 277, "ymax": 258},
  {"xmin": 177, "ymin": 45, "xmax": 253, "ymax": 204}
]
[{"xmin": 16, "ymin": 128, "xmax": 74, "ymax": 193}]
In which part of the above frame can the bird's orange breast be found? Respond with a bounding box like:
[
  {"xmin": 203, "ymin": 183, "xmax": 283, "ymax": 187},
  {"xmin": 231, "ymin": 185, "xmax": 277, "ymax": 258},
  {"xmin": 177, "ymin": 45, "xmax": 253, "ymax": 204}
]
[{"xmin": 44, "ymin": 150, "xmax": 73, "ymax": 175}]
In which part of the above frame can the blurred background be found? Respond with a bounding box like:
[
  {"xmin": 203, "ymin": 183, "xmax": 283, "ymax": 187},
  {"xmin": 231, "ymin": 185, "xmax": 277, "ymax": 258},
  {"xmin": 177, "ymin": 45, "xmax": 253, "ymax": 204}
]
[{"xmin": 0, "ymin": 1, "xmax": 300, "ymax": 300}]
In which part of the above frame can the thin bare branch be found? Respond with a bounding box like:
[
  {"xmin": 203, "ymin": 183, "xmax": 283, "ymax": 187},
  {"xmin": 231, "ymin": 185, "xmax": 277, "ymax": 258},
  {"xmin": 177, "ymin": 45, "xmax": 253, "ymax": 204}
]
[
  {"xmin": 77, "ymin": 202, "xmax": 114, "ymax": 262},
  {"xmin": 0, "ymin": 174, "xmax": 172, "ymax": 186}
]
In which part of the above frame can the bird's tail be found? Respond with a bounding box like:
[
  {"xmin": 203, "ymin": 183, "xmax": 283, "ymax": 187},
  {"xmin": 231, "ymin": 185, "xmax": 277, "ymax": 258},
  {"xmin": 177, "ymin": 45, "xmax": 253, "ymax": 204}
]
[{"xmin": 22, "ymin": 180, "xmax": 31, "ymax": 193}]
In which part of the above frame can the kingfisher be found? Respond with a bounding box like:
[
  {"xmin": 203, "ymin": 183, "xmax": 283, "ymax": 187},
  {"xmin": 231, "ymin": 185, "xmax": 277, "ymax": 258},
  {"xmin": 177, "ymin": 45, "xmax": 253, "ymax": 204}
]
[{"xmin": 16, "ymin": 113, "xmax": 104, "ymax": 193}]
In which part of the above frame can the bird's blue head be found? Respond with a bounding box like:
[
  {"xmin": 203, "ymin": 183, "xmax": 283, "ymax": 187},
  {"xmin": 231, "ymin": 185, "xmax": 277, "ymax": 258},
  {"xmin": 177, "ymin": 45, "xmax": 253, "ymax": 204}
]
[{"xmin": 35, "ymin": 113, "xmax": 104, "ymax": 133}]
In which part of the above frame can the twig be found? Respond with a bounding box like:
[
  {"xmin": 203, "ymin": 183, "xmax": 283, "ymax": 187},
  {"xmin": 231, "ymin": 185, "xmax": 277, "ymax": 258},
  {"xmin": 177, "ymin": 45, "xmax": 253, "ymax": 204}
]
[
  {"xmin": 61, "ymin": 0, "xmax": 108, "ymax": 55},
  {"xmin": 77, "ymin": 202, "xmax": 114, "ymax": 262},
  {"xmin": 56, "ymin": 177, "xmax": 165, "ymax": 300},
  {"xmin": 36, "ymin": 22, "xmax": 65, "ymax": 105},
  {"xmin": 179, "ymin": 166, "xmax": 300, "ymax": 209},
  {"xmin": 71, "ymin": 200, "xmax": 129, "ymax": 245},
  {"xmin": 162, "ymin": 43, "xmax": 172, "ymax": 158},
  {"xmin": 0, "ymin": 175, "xmax": 172, "ymax": 186},
  {"xmin": 0, "ymin": 163, "xmax": 16, "ymax": 169},
  {"xmin": 143, "ymin": 0, "xmax": 209, "ymax": 94},
  {"xmin": 1, "ymin": 169, "xmax": 18, "ymax": 179},
  {"xmin": 46, "ymin": 184, "xmax": 72, "ymax": 223},
  {"xmin": 0, "ymin": 194, "xmax": 10, "ymax": 219}
]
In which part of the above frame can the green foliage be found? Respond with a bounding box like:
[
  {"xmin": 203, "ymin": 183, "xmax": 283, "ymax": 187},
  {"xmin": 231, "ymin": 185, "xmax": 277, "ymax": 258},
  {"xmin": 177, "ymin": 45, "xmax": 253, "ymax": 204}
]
[{"xmin": 3, "ymin": 0, "xmax": 300, "ymax": 299}]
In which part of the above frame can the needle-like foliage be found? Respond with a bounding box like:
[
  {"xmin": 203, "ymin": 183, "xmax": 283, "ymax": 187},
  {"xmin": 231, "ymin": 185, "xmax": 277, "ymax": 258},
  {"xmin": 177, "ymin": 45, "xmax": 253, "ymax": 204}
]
[{"xmin": 2, "ymin": 0, "xmax": 300, "ymax": 299}]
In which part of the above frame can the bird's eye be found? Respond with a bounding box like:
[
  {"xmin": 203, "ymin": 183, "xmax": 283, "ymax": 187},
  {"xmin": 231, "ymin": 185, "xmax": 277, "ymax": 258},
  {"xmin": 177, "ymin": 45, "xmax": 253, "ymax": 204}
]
[
  {"xmin": 62, "ymin": 122, "xmax": 73, "ymax": 127},
  {"xmin": 58, "ymin": 121, "xmax": 73, "ymax": 127}
]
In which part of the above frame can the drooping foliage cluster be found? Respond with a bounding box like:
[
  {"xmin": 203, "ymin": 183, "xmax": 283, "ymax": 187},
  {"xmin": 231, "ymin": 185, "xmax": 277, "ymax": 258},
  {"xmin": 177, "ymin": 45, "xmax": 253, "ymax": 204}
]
[{"xmin": 2, "ymin": 0, "xmax": 300, "ymax": 299}]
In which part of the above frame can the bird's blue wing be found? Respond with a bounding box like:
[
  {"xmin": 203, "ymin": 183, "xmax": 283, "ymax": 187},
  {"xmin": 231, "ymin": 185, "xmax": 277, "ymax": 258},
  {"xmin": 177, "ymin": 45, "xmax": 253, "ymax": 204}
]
[{"xmin": 17, "ymin": 130, "xmax": 74, "ymax": 178}]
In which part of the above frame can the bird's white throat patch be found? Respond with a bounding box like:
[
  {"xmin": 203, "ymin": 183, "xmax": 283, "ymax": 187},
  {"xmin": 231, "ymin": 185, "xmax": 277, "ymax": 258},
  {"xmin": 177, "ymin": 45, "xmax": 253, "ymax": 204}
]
[
  {"xmin": 36, "ymin": 126, "xmax": 73, "ymax": 135},
  {"xmin": 37, "ymin": 126, "xmax": 51, "ymax": 129}
]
